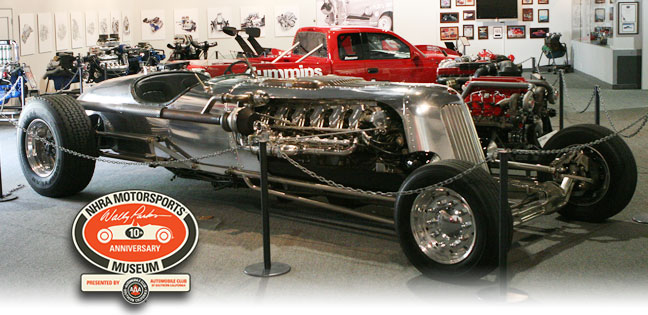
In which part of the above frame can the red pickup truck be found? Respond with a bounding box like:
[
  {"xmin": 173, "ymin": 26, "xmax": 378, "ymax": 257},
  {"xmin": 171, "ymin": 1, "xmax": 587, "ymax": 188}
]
[{"xmin": 187, "ymin": 26, "xmax": 460, "ymax": 83}]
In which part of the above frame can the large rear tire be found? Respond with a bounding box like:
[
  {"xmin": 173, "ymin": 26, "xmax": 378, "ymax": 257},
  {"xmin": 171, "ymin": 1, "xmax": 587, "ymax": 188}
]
[
  {"xmin": 17, "ymin": 95, "xmax": 97, "ymax": 197},
  {"xmin": 394, "ymin": 160, "xmax": 512, "ymax": 280},
  {"xmin": 540, "ymin": 124, "xmax": 637, "ymax": 222}
]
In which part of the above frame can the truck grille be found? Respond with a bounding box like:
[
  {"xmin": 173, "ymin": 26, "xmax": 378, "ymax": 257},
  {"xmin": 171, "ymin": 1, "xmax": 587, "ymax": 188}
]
[{"xmin": 440, "ymin": 103, "xmax": 485, "ymax": 165}]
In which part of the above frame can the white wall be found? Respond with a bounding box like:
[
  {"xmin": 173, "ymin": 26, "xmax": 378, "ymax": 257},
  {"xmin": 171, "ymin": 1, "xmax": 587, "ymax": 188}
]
[
  {"xmin": 643, "ymin": 1, "xmax": 648, "ymax": 89},
  {"xmin": 2, "ymin": 0, "xmax": 575, "ymax": 86}
]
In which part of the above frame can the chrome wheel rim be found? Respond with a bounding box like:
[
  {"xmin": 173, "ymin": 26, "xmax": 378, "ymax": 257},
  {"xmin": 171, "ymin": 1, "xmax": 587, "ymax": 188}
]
[
  {"xmin": 25, "ymin": 119, "xmax": 57, "ymax": 178},
  {"xmin": 378, "ymin": 16, "xmax": 392, "ymax": 31},
  {"xmin": 410, "ymin": 188, "xmax": 477, "ymax": 265}
]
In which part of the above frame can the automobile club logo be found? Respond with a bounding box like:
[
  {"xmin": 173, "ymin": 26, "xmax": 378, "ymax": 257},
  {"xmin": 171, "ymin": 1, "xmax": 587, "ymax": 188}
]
[{"xmin": 72, "ymin": 190, "xmax": 198, "ymax": 303}]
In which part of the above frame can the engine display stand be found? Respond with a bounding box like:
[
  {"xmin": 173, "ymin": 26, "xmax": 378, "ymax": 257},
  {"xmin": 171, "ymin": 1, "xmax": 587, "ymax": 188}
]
[{"xmin": 244, "ymin": 141, "xmax": 291, "ymax": 277}]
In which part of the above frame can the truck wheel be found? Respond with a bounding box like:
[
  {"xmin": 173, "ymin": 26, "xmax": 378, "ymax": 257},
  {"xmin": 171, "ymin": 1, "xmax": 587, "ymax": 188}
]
[
  {"xmin": 378, "ymin": 13, "xmax": 393, "ymax": 31},
  {"xmin": 17, "ymin": 95, "xmax": 97, "ymax": 197},
  {"xmin": 394, "ymin": 160, "xmax": 512, "ymax": 280},
  {"xmin": 540, "ymin": 124, "xmax": 637, "ymax": 222}
]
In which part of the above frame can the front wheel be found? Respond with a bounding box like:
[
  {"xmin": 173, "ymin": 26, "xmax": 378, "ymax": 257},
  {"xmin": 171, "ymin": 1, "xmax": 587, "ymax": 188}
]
[
  {"xmin": 377, "ymin": 13, "xmax": 393, "ymax": 31},
  {"xmin": 17, "ymin": 95, "xmax": 97, "ymax": 197},
  {"xmin": 540, "ymin": 124, "xmax": 637, "ymax": 222},
  {"xmin": 394, "ymin": 160, "xmax": 512, "ymax": 280}
]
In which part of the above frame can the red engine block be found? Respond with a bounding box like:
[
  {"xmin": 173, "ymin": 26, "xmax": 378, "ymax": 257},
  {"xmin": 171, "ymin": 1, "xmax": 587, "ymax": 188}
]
[{"xmin": 465, "ymin": 91, "xmax": 508, "ymax": 118}]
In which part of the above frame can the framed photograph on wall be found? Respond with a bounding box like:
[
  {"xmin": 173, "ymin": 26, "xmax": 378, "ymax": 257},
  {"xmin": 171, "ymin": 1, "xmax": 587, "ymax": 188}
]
[
  {"xmin": 538, "ymin": 9, "xmax": 550, "ymax": 22},
  {"xmin": 595, "ymin": 8, "xmax": 606, "ymax": 22},
  {"xmin": 530, "ymin": 27, "xmax": 549, "ymax": 38},
  {"xmin": 507, "ymin": 25, "xmax": 526, "ymax": 39},
  {"xmin": 522, "ymin": 0, "xmax": 533, "ymax": 4},
  {"xmin": 463, "ymin": 25, "xmax": 474, "ymax": 39},
  {"xmin": 440, "ymin": 0, "xmax": 451, "ymax": 9},
  {"xmin": 618, "ymin": 2, "xmax": 639, "ymax": 35},
  {"xmin": 493, "ymin": 26, "xmax": 503, "ymax": 39},
  {"xmin": 456, "ymin": 0, "xmax": 475, "ymax": 6},
  {"xmin": 522, "ymin": 8, "xmax": 533, "ymax": 21},
  {"xmin": 595, "ymin": 0, "xmax": 605, "ymax": 3},
  {"xmin": 440, "ymin": 12, "xmax": 460, "ymax": 23},
  {"xmin": 440, "ymin": 26, "xmax": 459, "ymax": 40},
  {"xmin": 538, "ymin": 0, "xmax": 549, "ymax": 4},
  {"xmin": 478, "ymin": 26, "xmax": 488, "ymax": 39},
  {"xmin": 463, "ymin": 10, "xmax": 475, "ymax": 21}
]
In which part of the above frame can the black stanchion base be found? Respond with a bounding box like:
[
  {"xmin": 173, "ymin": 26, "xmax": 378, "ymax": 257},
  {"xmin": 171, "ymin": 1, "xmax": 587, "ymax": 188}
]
[
  {"xmin": 244, "ymin": 262, "xmax": 291, "ymax": 278},
  {"xmin": 632, "ymin": 214, "xmax": 648, "ymax": 224},
  {"xmin": 0, "ymin": 194, "xmax": 18, "ymax": 202},
  {"xmin": 477, "ymin": 287, "xmax": 529, "ymax": 303}
]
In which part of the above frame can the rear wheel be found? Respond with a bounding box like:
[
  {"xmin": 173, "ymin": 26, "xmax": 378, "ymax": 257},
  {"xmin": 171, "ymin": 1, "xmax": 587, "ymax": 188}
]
[
  {"xmin": 17, "ymin": 95, "xmax": 97, "ymax": 197},
  {"xmin": 377, "ymin": 13, "xmax": 393, "ymax": 31},
  {"xmin": 540, "ymin": 124, "xmax": 637, "ymax": 222},
  {"xmin": 395, "ymin": 160, "xmax": 512, "ymax": 280}
]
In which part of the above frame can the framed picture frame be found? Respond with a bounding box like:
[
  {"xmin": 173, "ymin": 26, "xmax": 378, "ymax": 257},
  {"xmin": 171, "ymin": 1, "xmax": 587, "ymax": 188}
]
[
  {"xmin": 440, "ymin": 0, "xmax": 451, "ymax": 9},
  {"xmin": 538, "ymin": 0, "xmax": 549, "ymax": 4},
  {"xmin": 493, "ymin": 26, "xmax": 503, "ymax": 39},
  {"xmin": 530, "ymin": 27, "xmax": 549, "ymax": 38},
  {"xmin": 463, "ymin": 10, "xmax": 476, "ymax": 21},
  {"xmin": 522, "ymin": 8, "xmax": 534, "ymax": 21},
  {"xmin": 440, "ymin": 26, "xmax": 459, "ymax": 40},
  {"xmin": 456, "ymin": 0, "xmax": 475, "ymax": 6},
  {"xmin": 440, "ymin": 12, "xmax": 460, "ymax": 23},
  {"xmin": 463, "ymin": 24, "xmax": 474, "ymax": 39},
  {"xmin": 522, "ymin": 0, "xmax": 533, "ymax": 4},
  {"xmin": 538, "ymin": 9, "xmax": 550, "ymax": 22},
  {"xmin": 595, "ymin": 8, "xmax": 606, "ymax": 22},
  {"xmin": 478, "ymin": 26, "xmax": 488, "ymax": 39},
  {"xmin": 618, "ymin": 2, "xmax": 639, "ymax": 35},
  {"xmin": 595, "ymin": 0, "xmax": 605, "ymax": 3},
  {"xmin": 507, "ymin": 25, "xmax": 526, "ymax": 39}
]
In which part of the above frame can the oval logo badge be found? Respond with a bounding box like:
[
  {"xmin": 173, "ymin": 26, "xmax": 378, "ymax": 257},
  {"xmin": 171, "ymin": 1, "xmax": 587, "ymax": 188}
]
[{"xmin": 72, "ymin": 190, "xmax": 199, "ymax": 274}]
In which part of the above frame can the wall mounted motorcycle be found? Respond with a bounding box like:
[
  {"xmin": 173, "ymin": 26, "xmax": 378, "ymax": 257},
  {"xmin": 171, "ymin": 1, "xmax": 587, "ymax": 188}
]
[{"xmin": 16, "ymin": 72, "xmax": 637, "ymax": 280}]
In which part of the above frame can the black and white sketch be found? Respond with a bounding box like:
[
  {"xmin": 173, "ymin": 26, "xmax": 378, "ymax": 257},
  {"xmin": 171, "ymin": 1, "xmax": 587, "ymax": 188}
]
[
  {"xmin": 174, "ymin": 8, "xmax": 199, "ymax": 38},
  {"xmin": 207, "ymin": 7, "xmax": 233, "ymax": 39},
  {"xmin": 274, "ymin": 6, "xmax": 300, "ymax": 37},
  {"xmin": 98, "ymin": 11, "xmax": 110, "ymax": 35},
  {"xmin": 86, "ymin": 11, "xmax": 98, "ymax": 46},
  {"xmin": 19, "ymin": 13, "xmax": 36, "ymax": 56},
  {"xmin": 141, "ymin": 9, "xmax": 166, "ymax": 40},
  {"xmin": 70, "ymin": 11, "xmax": 85, "ymax": 49},
  {"xmin": 111, "ymin": 11, "xmax": 121, "ymax": 35},
  {"xmin": 122, "ymin": 11, "xmax": 132, "ymax": 42},
  {"xmin": 55, "ymin": 12, "xmax": 71, "ymax": 51},
  {"xmin": 316, "ymin": 0, "xmax": 393, "ymax": 31},
  {"xmin": 38, "ymin": 12, "xmax": 54, "ymax": 53},
  {"xmin": 240, "ymin": 6, "xmax": 267, "ymax": 36}
]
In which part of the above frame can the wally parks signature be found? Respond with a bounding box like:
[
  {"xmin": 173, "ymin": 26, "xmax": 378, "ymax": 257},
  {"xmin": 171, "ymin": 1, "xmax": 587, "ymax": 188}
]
[{"xmin": 101, "ymin": 206, "xmax": 172, "ymax": 225}]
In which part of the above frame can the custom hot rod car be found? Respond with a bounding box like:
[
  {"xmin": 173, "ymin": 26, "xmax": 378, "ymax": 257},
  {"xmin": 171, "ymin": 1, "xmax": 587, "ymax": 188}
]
[{"xmin": 17, "ymin": 71, "xmax": 637, "ymax": 279}]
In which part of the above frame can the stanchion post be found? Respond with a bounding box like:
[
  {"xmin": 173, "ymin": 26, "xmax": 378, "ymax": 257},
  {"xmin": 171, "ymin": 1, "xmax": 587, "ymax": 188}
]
[
  {"xmin": 531, "ymin": 57, "xmax": 537, "ymax": 73},
  {"xmin": 0, "ymin": 146, "xmax": 18, "ymax": 202},
  {"xmin": 594, "ymin": 85, "xmax": 601, "ymax": 125},
  {"xmin": 559, "ymin": 70, "xmax": 565, "ymax": 130},
  {"xmin": 78, "ymin": 54, "xmax": 84, "ymax": 94},
  {"xmin": 244, "ymin": 139, "xmax": 291, "ymax": 277},
  {"xmin": 498, "ymin": 151, "xmax": 510, "ymax": 298}
]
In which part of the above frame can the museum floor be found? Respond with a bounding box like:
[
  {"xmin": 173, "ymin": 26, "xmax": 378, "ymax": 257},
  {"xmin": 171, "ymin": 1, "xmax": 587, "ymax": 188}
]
[{"xmin": 1, "ymin": 71, "xmax": 647, "ymax": 308}]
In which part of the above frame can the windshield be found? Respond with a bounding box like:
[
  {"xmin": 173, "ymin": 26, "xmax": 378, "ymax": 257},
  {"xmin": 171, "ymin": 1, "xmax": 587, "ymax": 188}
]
[{"xmin": 292, "ymin": 31, "xmax": 328, "ymax": 58}]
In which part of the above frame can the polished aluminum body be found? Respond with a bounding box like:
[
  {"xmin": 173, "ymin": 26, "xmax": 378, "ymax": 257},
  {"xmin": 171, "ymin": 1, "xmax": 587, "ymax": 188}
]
[{"xmin": 77, "ymin": 73, "xmax": 484, "ymax": 176}]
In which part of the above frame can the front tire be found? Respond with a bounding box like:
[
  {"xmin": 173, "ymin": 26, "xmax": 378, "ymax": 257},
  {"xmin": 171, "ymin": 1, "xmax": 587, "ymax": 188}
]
[
  {"xmin": 540, "ymin": 124, "xmax": 637, "ymax": 222},
  {"xmin": 395, "ymin": 160, "xmax": 512, "ymax": 280},
  {"xmin": 377, "ymin": 13, "xmax": 393, "ymax": 31},
  {"xmin": 18, "ymin": 95, "xmax": 97, "ymax": 197}
]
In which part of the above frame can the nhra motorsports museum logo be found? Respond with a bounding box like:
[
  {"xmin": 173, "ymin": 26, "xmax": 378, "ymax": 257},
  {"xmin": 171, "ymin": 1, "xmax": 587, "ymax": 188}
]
[{"xmin": 72, "ymin": 190, "xmax": 198, "ymax": 304}]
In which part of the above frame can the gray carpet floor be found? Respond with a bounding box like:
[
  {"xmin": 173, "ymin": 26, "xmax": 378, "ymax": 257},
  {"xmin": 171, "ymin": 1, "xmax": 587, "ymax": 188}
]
[{"xmin": 1, "ymin": 72, "xmax": 647, "ymax": 308}]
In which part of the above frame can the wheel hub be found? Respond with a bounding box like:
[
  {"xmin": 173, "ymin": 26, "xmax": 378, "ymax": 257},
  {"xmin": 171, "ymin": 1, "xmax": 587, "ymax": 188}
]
[
  {"xmin": 25, "ymin": 119, "xmax": 57, "ymax": 178},
  {"xmin": 410, "ymin": 188, "xmax": 476, "ymax": 265}
]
